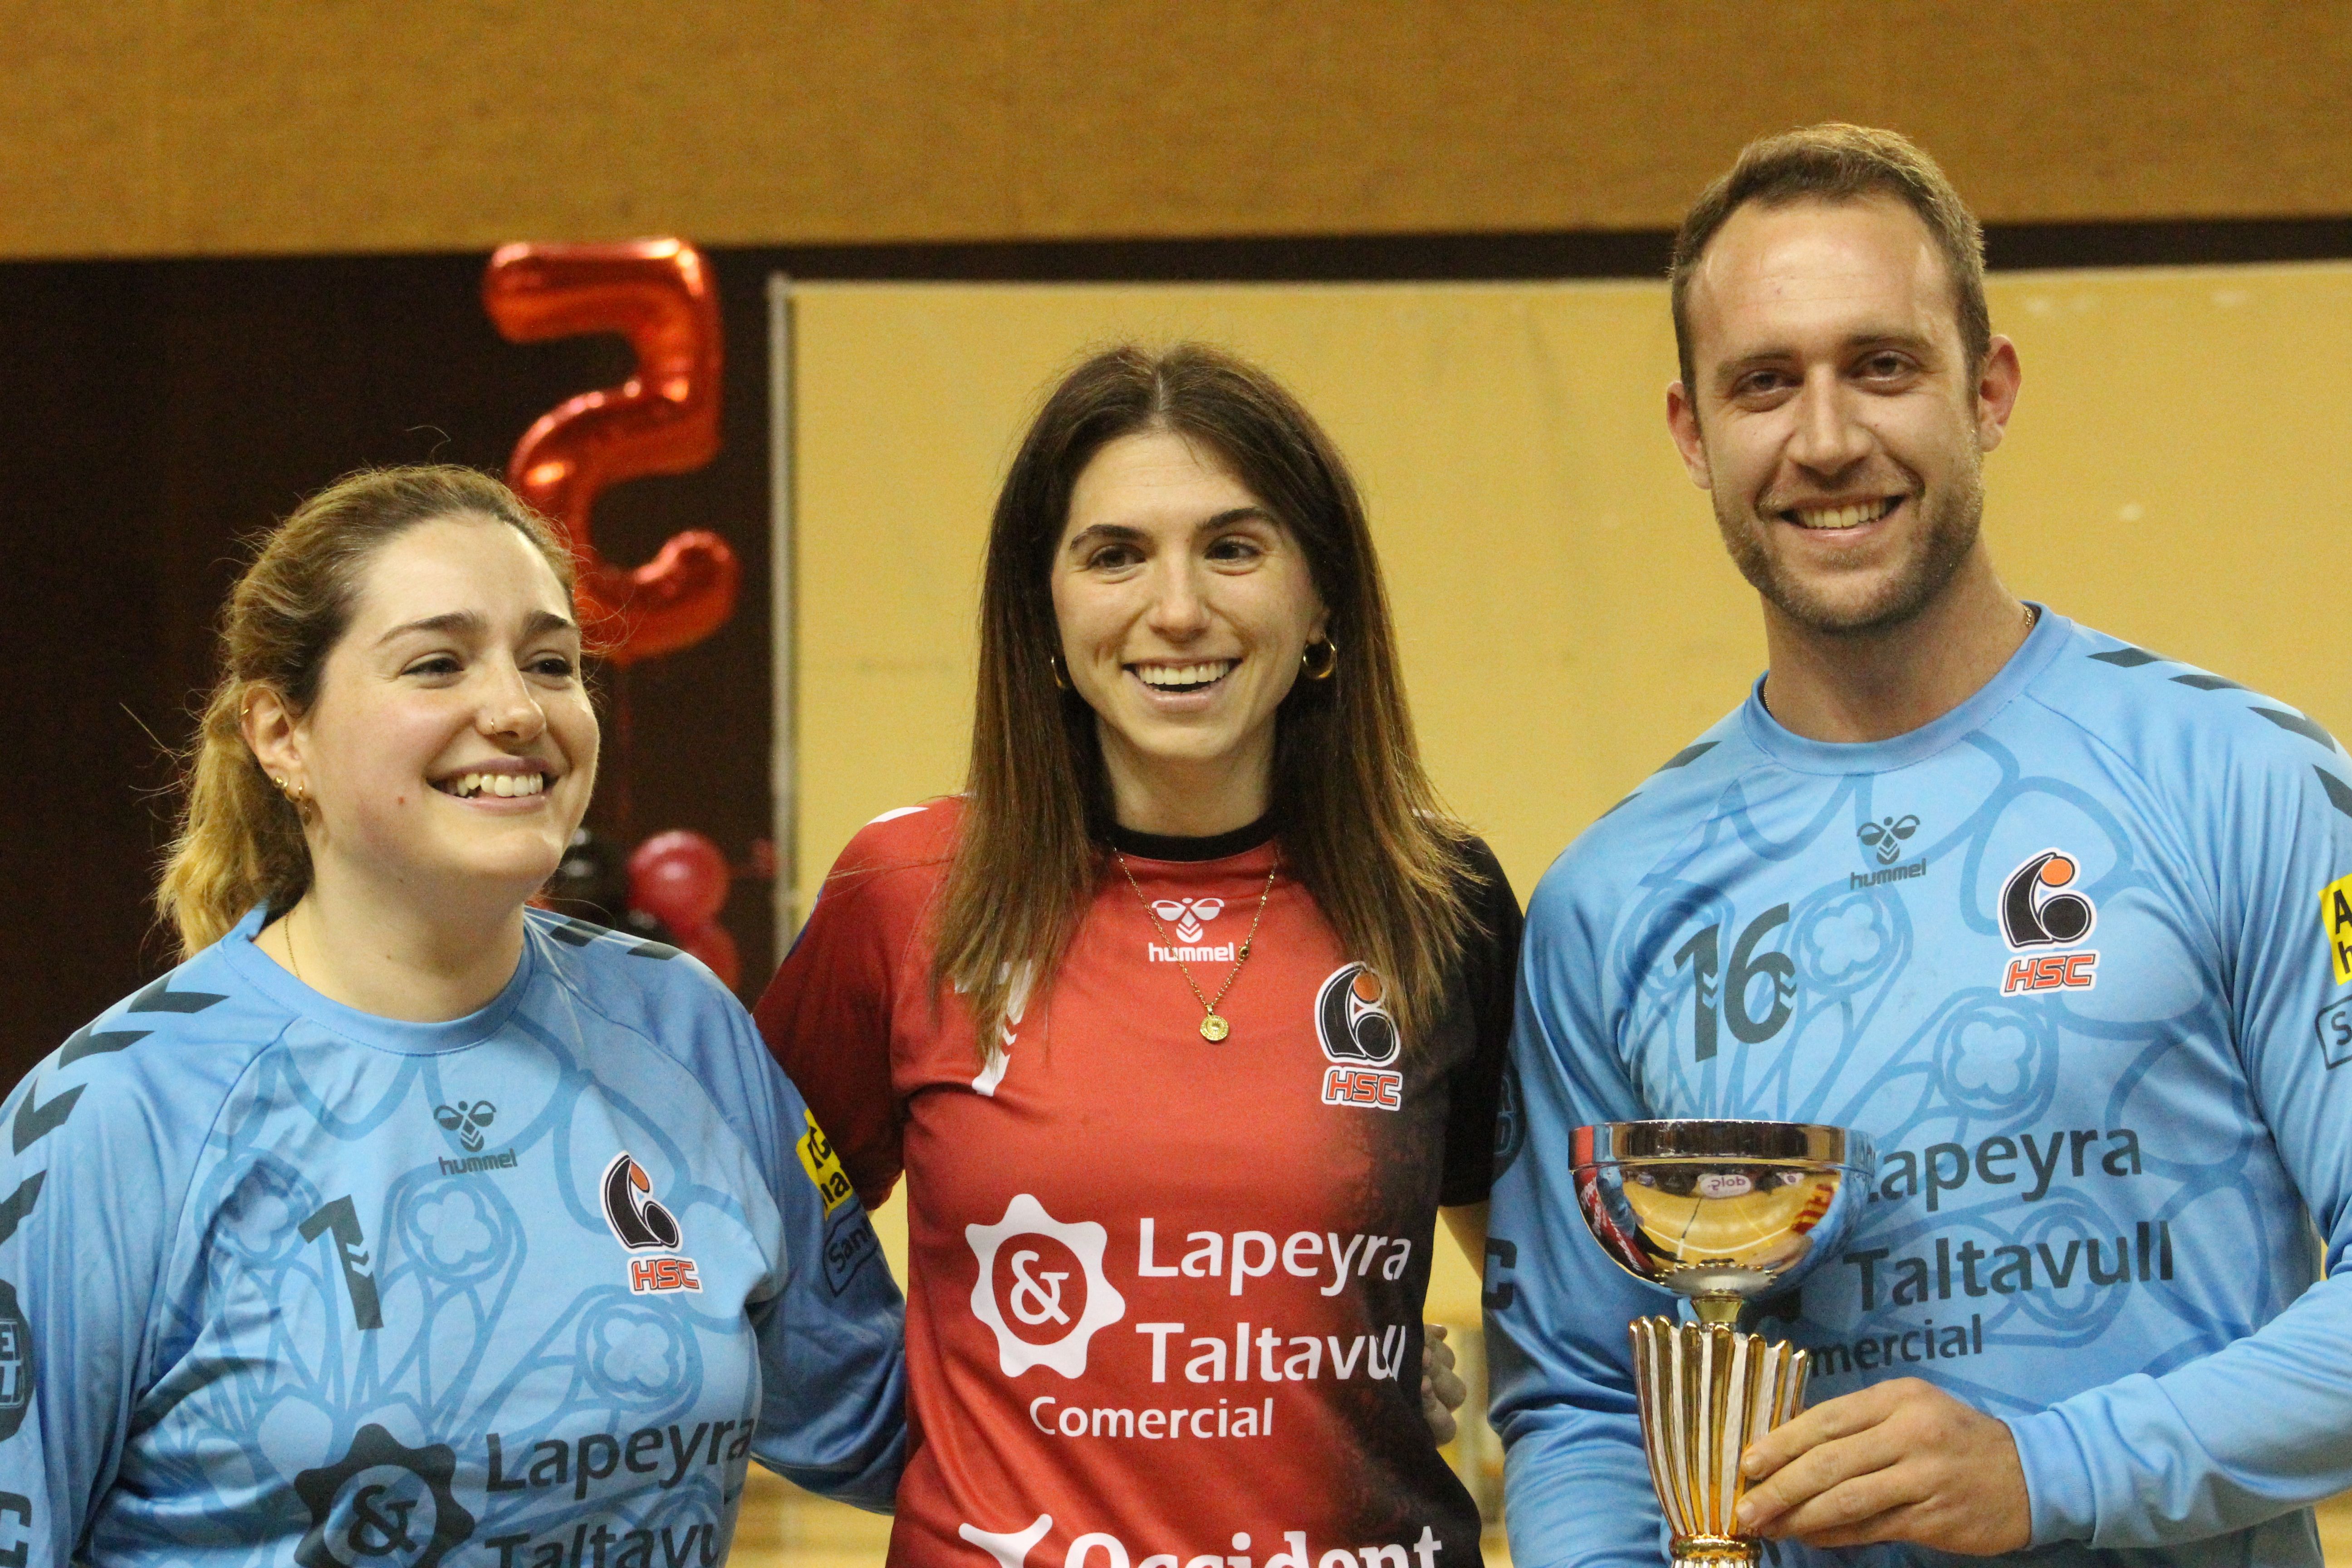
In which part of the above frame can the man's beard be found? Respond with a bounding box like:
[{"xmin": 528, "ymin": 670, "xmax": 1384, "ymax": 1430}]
[{"xmin": 1715, "ymin": 460, "xmax": 1985, "ymax": 637}]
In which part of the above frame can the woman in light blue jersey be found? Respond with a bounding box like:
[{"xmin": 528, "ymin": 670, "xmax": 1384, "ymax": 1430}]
[{"xmin": 0, "ymin": 466, "xmax": 903, "ymax": 1568}]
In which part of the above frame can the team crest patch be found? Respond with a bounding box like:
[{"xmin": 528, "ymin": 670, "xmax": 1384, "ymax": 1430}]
[
  {"xmin": 2322, "ymin": 872, "xmax": 2352, "ymax": 986},
  {"xmin": 1316, "ymin": 962, "xmax": 1403, "ymax": 1111},
  {"xmin": 600, "ymin": 1152, "xmax": 701, "ymax": 1294},
  {"xmin": 1997, "ymin": 850, "xmax": 2099, "ymax": 994}
]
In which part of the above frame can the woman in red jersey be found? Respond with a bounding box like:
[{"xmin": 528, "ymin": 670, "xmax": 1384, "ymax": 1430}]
[{"xmin": 757, "ymin": 344, "xmax": 1518, "ymax": 1568}]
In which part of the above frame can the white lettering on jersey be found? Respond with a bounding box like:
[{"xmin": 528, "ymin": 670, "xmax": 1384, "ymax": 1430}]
[{"xmin": 959, "ymin": 1514, "xmax": 1053, "ymax": 1568}]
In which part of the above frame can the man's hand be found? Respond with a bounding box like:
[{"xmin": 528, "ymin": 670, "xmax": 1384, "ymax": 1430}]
[
  {"xmin": 1735, "ymin": 1377, "xmax": 2030, "ymax": 1554},
  {"xmin": 1421, "ymin": 1324, "xmax": 1466, "ymax": 1446}
]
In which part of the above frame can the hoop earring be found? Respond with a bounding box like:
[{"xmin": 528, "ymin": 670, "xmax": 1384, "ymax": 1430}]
[
  {"xmin": 274, "ymin": 775, "xmax": 308, "ymax": 808},
  {"xmin": 1049, "ymin": 652, "xmax": 1073, "ymax": 691},
  {"xmin": 1300, "ymin": 638, "xmax": 1338, "ymax": 681}
]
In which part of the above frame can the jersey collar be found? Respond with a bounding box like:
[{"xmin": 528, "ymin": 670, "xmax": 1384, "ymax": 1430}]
[
  {"xmin": 1739, "ymin": 603, "xmax": 2071, "ymax": 776},
  {"xmin": 1104, "ymin": 811, "xmax": 1279, "ymax": 863},
  {"xmin": 218, "ymin": 902, "xmax": 538, "ymax": 1054}
]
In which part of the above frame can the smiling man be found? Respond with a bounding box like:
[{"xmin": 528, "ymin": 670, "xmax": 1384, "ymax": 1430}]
[{"xmin": 1486, "ymin": 125, "xmax": 2352, "ymax": 1568}]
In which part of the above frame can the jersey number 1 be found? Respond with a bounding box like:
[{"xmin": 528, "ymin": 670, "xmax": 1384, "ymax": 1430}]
[
  {"xmin": 1675, "ymin": 905, "xmax": 1795, "ymax": 1062},
  {"xmin": 301, "ymin": 1196, "xmax": 385, "ymax": 1331}
]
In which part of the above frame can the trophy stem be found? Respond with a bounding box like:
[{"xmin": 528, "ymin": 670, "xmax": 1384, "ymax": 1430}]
[{"xmin": 1628, "ymin": 1317, "xmax": 1809, "ymax": 1568}]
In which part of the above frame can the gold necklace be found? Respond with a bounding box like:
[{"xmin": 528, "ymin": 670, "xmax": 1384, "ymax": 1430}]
[{"xmin": 1115, "ymin": 846, "xmax": 1279, "ymax": 1042}]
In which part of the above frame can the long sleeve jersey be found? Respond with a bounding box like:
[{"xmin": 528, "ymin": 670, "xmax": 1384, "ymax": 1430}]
[
  {"xmin": 0, "ymin": 904, "xmax": 905, "ymax": 1568},
  {"xmin": 1489, "ymin": 609, "xmax": 2352, "ymax": 1568}
]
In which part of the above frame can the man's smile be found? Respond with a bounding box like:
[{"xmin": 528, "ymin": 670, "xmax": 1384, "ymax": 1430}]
[{"xmin": 1780, "ymin": 496, "xmax": 1904, "ymax": 531}]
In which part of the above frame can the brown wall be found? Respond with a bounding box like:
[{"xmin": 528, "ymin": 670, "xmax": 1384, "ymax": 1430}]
[
  {"xmin": 6, "ymin": 1, "xmax": 2352, "ymax": 260},
  {"xmin": 0, "ymin": 250, "xmax": 781, "ymax": 1088}
]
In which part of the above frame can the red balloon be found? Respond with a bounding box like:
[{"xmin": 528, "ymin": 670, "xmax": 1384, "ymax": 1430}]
[
  {"xmin": 678, "ymin": 920, "xmax": 741, "ymax": 990},
  {"xmin": 627, "ymin": 830, "xmax": 731, "ymax": 934},
  {"xmin": 483, "ymin": 239, "xmax": 738, "ymax": 666}
]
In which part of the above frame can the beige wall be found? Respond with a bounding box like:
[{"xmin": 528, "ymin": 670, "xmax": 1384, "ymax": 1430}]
[
  {"xmin": 8, "ymin": 1, "xmax": 2352, "ymax": 259},
  {"xmin": 792, "ymin": 264, "xmax": 2352, "ymax": 1318}
]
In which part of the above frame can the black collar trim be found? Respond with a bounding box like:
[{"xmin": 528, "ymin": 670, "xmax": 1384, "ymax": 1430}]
[{"xmin": 1104, "ymin": 812, "xmax": 1279, "ymax": 863}]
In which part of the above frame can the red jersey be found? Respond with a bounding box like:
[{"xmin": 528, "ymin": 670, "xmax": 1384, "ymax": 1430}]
[{"xmin": 756, "ymin": 800, "xmax": 1519, "ymax": 1568}]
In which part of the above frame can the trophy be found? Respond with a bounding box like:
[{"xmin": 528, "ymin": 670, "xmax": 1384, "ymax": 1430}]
[{"xmin": 1572, "ymin": 1120, "xmax": 1877, "ymax": 1568}]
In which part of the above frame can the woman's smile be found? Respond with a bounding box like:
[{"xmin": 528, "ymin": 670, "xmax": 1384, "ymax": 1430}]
[{"xmin": 1053, "ymin": 430, "xmax": 1327, "ymax": 834}]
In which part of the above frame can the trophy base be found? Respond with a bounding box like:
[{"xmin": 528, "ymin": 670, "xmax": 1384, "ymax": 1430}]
[
  {"xmin": 1630, "ymin": 1317, "xmax": 1809, "ymax": 1568},
  {"xmin": 1669, "ymin": 1535, "xmax": 1759, "ymax": 1568}
]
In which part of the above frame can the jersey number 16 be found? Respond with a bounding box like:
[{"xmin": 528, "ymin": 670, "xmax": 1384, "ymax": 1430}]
[{"xmin": 1675, "ymin": 906, "xmax": 1796, "ymax": 1062}]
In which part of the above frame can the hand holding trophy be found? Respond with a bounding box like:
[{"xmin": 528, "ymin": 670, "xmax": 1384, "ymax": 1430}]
[{"xmin": 1571, "ymin": 1121, "xmax": 1877, "ymax": 1568}]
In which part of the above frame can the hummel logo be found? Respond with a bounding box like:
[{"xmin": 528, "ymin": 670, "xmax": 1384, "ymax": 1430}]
[
  {"xmin": 434, "ymin": 1101, "xmax": 497, "ymax": 1153},
  {"xmin": 1150, "ymin": 897, "xmax": 1225, "ymax": 944}
]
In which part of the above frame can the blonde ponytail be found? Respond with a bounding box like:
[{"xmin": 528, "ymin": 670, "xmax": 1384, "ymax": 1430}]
[{"xmin": 155, "ymin": 466, "xmax": 573, "ymax": 958}]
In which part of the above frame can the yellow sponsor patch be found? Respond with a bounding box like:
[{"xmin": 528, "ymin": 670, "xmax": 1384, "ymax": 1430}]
[
  {"xmin": 2324, "ymin": 873, "xmax": 2352, "ymax": 987},
  {"xmin": 796, "ymin": 1110, "xmax": 854, "ymax": 1215}
]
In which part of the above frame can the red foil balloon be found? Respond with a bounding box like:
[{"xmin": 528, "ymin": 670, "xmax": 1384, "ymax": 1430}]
[
  {"xmin": 627, "ymin": 830, "xmax": 732, "ymax": 934},
  {"xmin": 483, "ymin": 239, "xmax": 737, "ymax": 665},
  {"xmin": 678, "ymin": 921, "xmax": 742, "ymax": 990}
]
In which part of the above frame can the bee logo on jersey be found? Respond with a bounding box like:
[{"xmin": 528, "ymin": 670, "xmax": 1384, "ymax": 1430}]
[
  {"xmin": 1858, "ymin": 814, "xmax": 1920, "ymax": 866},
  {"xmin": 965, "ymin": 1193, "xmax": 1126, "ymax": 1377},
  {"xmin": 601, "ymin": 1152, "xmax": 701, "ymax": 1294},
  {"xmin": 1318, "ymin": 962, "xmax": 1403, "ymax": 1111},
  {"xmin": 294, "ymin": 1424, "xmax": 475, "ymax": 1568},
  {"xmin": 432, "ymin": 1100, "xmax": 496, "ymax": 1153},
  {"xmin": 1998, "ymin": 850, "xmax": 2099, "ymax": 994},
  {"xmin": 2321, "ymin": 872, "xmax": 2352, "ymax": 986}
]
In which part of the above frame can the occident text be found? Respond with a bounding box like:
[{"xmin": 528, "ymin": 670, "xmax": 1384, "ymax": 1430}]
[{"xmin": 1026, "ymin": 1524, "xmax": 1447, "ymax": 1568}]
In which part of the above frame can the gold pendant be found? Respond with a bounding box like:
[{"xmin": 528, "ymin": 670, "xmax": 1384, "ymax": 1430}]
[{"xmin": 1199, "ymin": 1014, "xmax": 1230, "ymax": 1042}]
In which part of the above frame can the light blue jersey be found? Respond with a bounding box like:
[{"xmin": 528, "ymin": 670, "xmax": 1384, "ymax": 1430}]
[
  {"xmin": 0, "ymin": 906, "xmax": 904, "ymax": 1568},
  {"xmin": 1489, "ymin": 610, "xmax": 2352, "ymax": 1568}
]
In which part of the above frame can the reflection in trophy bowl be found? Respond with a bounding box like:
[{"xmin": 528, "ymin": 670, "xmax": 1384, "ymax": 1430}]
[
  {"xmin": 1571, "ymin": 1120, "xmax": 1876, "ymax": 1323},
  {"xmin": 1572, "ymin": 1121, "xmax": 1878, "ymax": 1568}
]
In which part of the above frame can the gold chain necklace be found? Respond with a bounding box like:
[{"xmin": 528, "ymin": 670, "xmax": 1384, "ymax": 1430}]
[{"xmin": 1115, "ymin": 846, "xmax": 1279, "ymax": 1042}]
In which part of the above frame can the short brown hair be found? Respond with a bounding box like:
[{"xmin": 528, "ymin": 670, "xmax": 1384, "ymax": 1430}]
[
  {"xmin": 157, "ymin": 466, "xmax": 574, "ymax": 956},
  {"xmin": 1670, "ymin": 123, "xmax": 1989, "ymax": 395},
  {"xmin": 930, "ymin": 343, "xmax": 1479, "ymax": 1054}
]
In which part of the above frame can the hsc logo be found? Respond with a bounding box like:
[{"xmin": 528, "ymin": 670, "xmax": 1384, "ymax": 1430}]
[
  {"xmin": 965, "ymin": 1194, "xmax": 1125, "ymax": 1377},
  {"xmin": 600, "ymin": 1152, "xmax": 701, "ymax": 1295},
  {"xmin": 1317, "ymin": 963, "xmax": 1402, "ymax": 1111},
  {"xmin": 1998, "ymin": 850, "xmax": 2099, "ymax": 994}
]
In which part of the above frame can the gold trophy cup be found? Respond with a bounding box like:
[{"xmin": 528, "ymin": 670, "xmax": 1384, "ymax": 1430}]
[{"xmin": 1571, "ymin": 1120, "xmax": 1877, "ymax": 1568}]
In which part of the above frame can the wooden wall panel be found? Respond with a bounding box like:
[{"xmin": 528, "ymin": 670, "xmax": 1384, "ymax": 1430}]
[{"xmin": 2, "ymin": 0, "xmax": 2348, "ymax": 260}]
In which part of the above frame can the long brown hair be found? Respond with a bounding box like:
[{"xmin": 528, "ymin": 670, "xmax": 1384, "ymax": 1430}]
[
  {"xmin": 156, "ymin": 466, "xmax": 574, "ymax": 957},
  {"xmin": 931, "ymin": 343, "xmax": 1479, "ymax": 1049}
]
